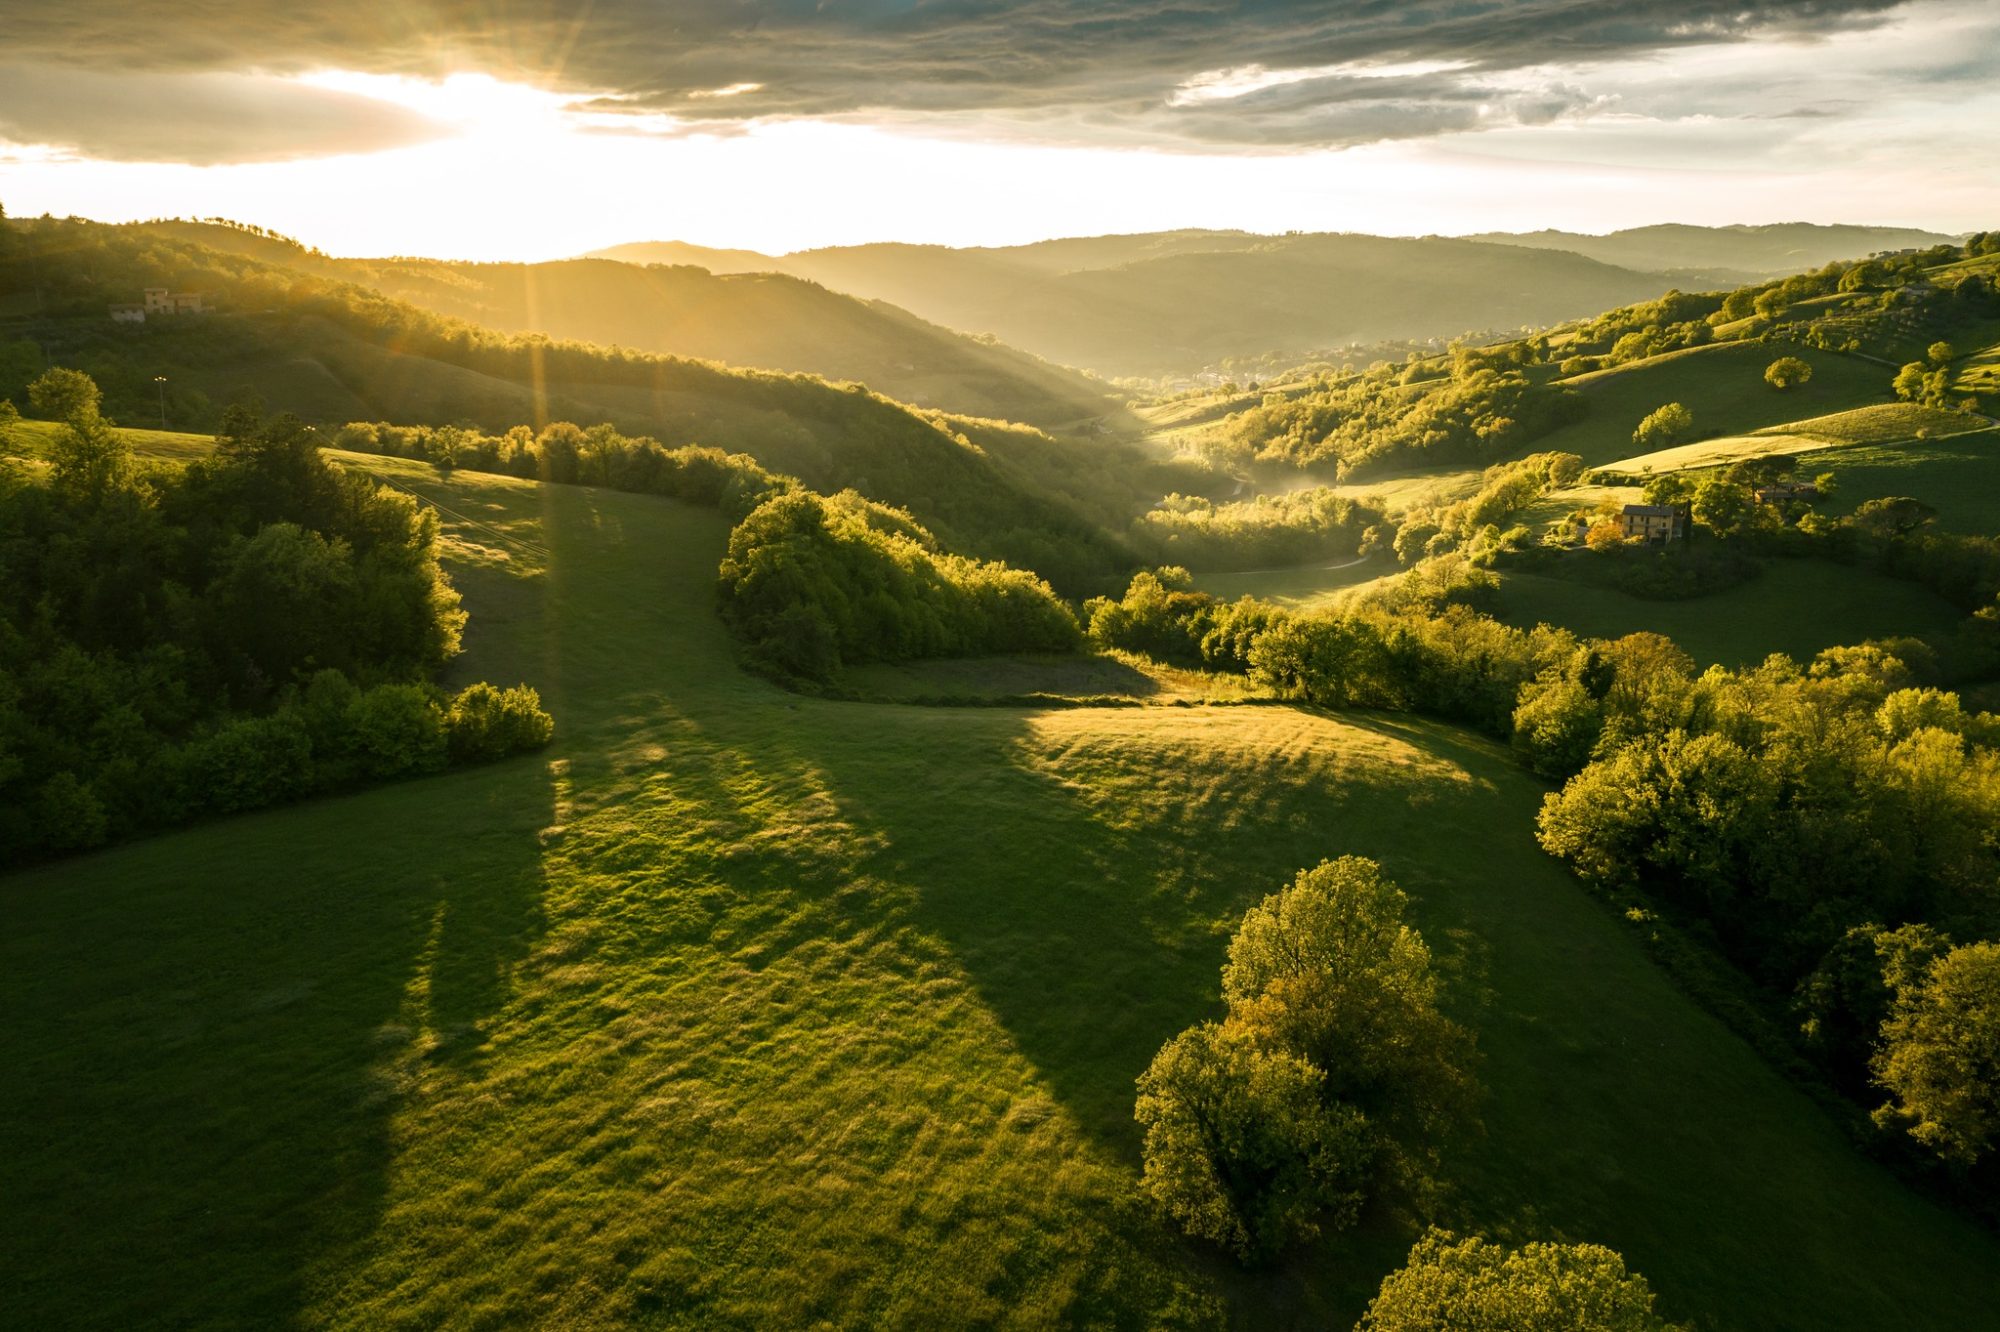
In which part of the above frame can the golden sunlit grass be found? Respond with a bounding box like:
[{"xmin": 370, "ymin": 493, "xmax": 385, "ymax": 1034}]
[{"xmin": 5, "ymin": 466, "xmax": 2000, "ymax": 1328}]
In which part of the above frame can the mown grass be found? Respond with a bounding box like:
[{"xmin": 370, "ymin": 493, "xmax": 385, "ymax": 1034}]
[
  {"xmin": 1494, "ymin": 557, "xmax": 1963, "ymax": 668},
  {"xmin": 5, "ymin": 466, "xmax": 2000, "ymax": 1329}
]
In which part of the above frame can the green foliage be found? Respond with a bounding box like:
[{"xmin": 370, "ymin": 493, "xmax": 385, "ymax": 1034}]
[
  {"xmin": 1795, "ymin": 922, "xmax": 1951, "ymax": 1093},
  {"xmin": 716, "ymin": 489, "xmax": 1082, "ymax": 679},
  {"xmin": 336, "ymin": 418, "xmax": 794, "ymax": 522},
  {"xmin": 1765, "ymin": 356, "xmax": 1813, "ymax": 390},
  {"xmin": 1873, "ymin": 941, "xmax": 2000, "ymax": 1164},
  {"xmin": 1137, "ymin": 857, "xmax": 1476, "ymax": 1260},
  {"xmin": 1535, "ymin": 649, "xmax": 2000, "ymax": 1005},
  {"xmin": 444, "ymin": 682, "xmax": 554, "ymax": 762},
  {"xmin": 1136, "ymin": 488, "xmax": 1384, "ymax": 572},
  {"xmin": 1085, "ymin": 568, "xmax": 1284, "ymax": 671},
  {"xmin": 1134, "ymin": 1022, "xmax": 1372, "ymax": 1260},
  {"xmin": 1218, "ymin": 349, "xmax": 1585, "ymax": 477},
  {"xmin": 1631, "ymin": 402, "xmax": 1693, "ymax": 451},
  {"xmin": 1362, "ymin": 1230, "xmax": 1685, "ymax": 1332},
  {"xmin": 1223, "ymin": 858, "xmax": 1478, "ymax": 1151},
  {"xmin": 0, "ymin": 379, "xmax": 542, "ymax": 859},
  {"xmin": 29, "ymin": 366, "xmax": 131, "ymax": 497}
]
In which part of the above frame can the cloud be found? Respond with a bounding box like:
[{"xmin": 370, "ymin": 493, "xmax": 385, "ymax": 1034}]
[
  {"xmin": 0, "ymin": 65, "xmax": 445, "ymax": 164},
  {"xmin": 0, "ymin": 0, "xmax": 1957, "ymax": 159}
]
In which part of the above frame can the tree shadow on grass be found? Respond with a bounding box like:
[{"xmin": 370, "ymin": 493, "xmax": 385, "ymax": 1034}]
[{"xmin": 0, "ymin": 753, "xmax": 559, "ymax": 1329}]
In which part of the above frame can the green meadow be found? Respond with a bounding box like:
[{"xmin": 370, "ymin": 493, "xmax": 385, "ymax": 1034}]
[
  {"xmin": 1539, "ymin": 342, "xmax": 1891, "ymax": 466},
  {"xmin": 7, "ymin": 460, "xmax": 1999, "ymax": 1329},
  {"xmin": 1492, "ymin": 558, "xmax": 1964, "ymax": 669}
]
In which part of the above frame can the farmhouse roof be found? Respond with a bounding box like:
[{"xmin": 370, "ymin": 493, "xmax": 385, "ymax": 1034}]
[{"xmin": 1623, "ymin": 504, "xmax": 1681, "ymax": 517}]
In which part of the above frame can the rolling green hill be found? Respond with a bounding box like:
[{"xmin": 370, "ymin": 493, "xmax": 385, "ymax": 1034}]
[
  {"xmin": 5, "ymin": 458, "xmax": 1999, "ymax": 1328},
  {"xmin": 1466, "ymin": 223, "xmax": 1962, "ymax": 283},
  {"xmin": 1537, "ymin": 342, "xmax": 1894, "ymax": 467},
  {"xmin": 592, "ymin": 232, "xmax": 1676, "ymax": 379},
  {"xmin": 0, "ymin": 218, "xmax": 1137, "ymax": 588},
  {"xmin": 133, "ymin": 221, "xmax": 1127, "ymax": 431}
]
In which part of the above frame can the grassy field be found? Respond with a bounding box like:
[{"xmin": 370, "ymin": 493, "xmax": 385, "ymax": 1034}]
[
  {"xmin": 1195, "ymin": 553, "xmax": 1401, "ymax": 609},
  {"xmin": 6, "ymin": 462, "xmax": 2000, "ymax": 1329},
  {"xmin": 1533, "ymin": 342, "xmax": 1892, "ymax": 467},
  {"xmin": 1588, "ymin": 401, "xmax": 1990, "ymax": 479},
  {"xmin": 4, "ymin": 415, "xmax": 221, "ymax": 463},
  {"xmin": 1495, "ymin": 557, "xmax": 1963, "ymax": 668},
  {"xmin": 1800, "ymin": 426, "xmax": 2000, "ymax": 535}
]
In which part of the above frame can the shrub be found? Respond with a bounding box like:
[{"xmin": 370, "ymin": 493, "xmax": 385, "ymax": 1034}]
[
  {"xmin": 445, "ymin": 682, "xmax": 554, "ymax": 762},
  {"xmin": 1362, "ymin": 1229, "xmax": 1687, "ymax": 1331},
  {"xmin": 348, "ymin": 684, "xmax": 448, "ymax": 779},
  {"xmin": 1764, "ymin": 356, "xmax": 1812, "ymax": 390}
]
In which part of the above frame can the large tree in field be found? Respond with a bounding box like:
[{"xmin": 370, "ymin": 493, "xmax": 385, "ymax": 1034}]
[
  {"xmin": 1631, "ymin": 402, "xmax": 1693, "ymax": 451},
  {"xmin": 1873, "ymin": 941, "xmax": 2000, "ymax": 1164},
  {"xmin": 28, "ymin": 367, "xmax": 129, "ymax": 498},
  {"xmin": 1222, "ymin": 857, "xmax": 1477, "ymax": 1147},
  {"xmin": 1133, "ymin": 1022, "xmax": 1372, "ymax": 1260},
  {"xmin": 1135, "ymin": 857, "xmax": 1478, "ymax": 1261},
  {"xmin": 1362, "ymin": 1229, "xmax": 1687, "ymax": 1332},
  {"xmin": 1764, "ymin": 356, "xmax": 1812, "ymax": 390}
]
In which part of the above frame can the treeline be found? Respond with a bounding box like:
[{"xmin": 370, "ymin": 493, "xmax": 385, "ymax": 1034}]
[
  {"xmin": 1088, "ymin": 560, "xmax": 2000, "ymax": 1184},
  {"xmin": 0, "ymin": 375, "xmax": 550, "ymax": 859},
  {"xmin": 717, "ymin": 489, "xmax": 1082, "ymax": 680},
  {"xmin": 1391, "ymin": 450, "xmax": 1583, "ymax": 566},
  {"xmin": 1217, "ymin": 342, "xmax": 1584, "ymax": 477},
  {"xmin": 333, "ymin": 420, "xmax": 793, "ymax": 522},
  {"xmin": 0, "ymin": 218, "xmax": 1134, "ymax": 593},
  {"xmin": 1530, "ymin": 644, "xmax": 2000, "ymax": 1170},
  {"xmin": 1135, "ymin": 488, "xmax": 1385, "ymax": 572}
]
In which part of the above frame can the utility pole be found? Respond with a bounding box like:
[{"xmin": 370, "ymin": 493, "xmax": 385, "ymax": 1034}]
[{"xmin": 154, "ymin": 375, "xmax": 168, "ymax": 429}]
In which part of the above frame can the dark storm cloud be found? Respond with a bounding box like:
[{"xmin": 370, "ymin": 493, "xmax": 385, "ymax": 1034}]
[{"xmin": 0, "ymin": 0, "xmax": 1918, "ymax": 160}]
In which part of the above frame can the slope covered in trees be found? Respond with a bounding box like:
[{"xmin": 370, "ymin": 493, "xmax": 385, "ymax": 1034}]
[
  {"xmin": 0, "ymin": 217, "xmax": 1135, "ymax": 591},
  {"xmin": 0, "ymin": 377, "xmax": 549, "ymax": 858},
  {"xmin": 135, "ymin": 221, "xmax": 1127, "ymax": 430}
]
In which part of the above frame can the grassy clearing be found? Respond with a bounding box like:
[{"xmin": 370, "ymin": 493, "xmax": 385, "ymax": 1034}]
[
  {"xmin": 3, "ymin": 416, "xmax": 220, "ymax": 463},
  {"xmin": 1800, "ymin": 427, "xmax": 2000, "ymax": 535},
  {"xmin": 1194, "ymin": 553, "xmax": 1400, "ymax": 610},
  {"xmin": 5, "ymin": 467, "xmax": 1999, "ymax": 1329},
  {"xmin": 1533, "ymin": 343, "xmax": 1891, "ymax": 467},
  {"xmin": 1753, "ymin": 402, "xmax": 1991, "ymax": 444},
  {"xmin": 1495, "ymin": 557, "xmax": 1963, "ymax": 668},
  {"xmin": 1596, "ymin": 432, "xmax": 1829, "ymax": 478}
]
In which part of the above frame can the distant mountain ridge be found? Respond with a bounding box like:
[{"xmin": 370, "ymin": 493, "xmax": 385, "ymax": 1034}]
[
  {"xmin": 591, "ymin": 223, "xmax": 1963, "ymax": 379},
  {"xmin": 1461, "ymin": 222, "xmax": 1963, "ymax": 282},
  {"xmin": 592, "ymin": 231, "xmax": 1676, "ymax": 379}
]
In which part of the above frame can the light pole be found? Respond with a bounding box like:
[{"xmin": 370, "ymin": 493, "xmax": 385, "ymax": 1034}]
[{"xmin": 153, "ymin": 375, "xmax": 167, "ymax": 429}]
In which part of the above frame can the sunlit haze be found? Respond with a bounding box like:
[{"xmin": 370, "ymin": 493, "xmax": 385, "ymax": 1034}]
[{"xmin": 2, "ymin": 0, "xmax": 1996, "ymax": 257}]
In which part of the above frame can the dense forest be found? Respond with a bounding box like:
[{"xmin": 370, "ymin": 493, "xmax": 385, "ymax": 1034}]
[{"xmin": 0, "ymin": 373, "xmax": 550, "ymax": 858}]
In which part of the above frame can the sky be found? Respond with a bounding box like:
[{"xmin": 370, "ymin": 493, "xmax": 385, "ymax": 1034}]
[{"xmin": 0, "ymin": 0, "xmax": 1995, "ymax": 260}]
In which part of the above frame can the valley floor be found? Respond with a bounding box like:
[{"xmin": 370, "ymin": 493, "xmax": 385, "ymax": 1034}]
[{"xmin": 5, "ymin": 463, "xmax": 1998, "ymax": 1329}]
